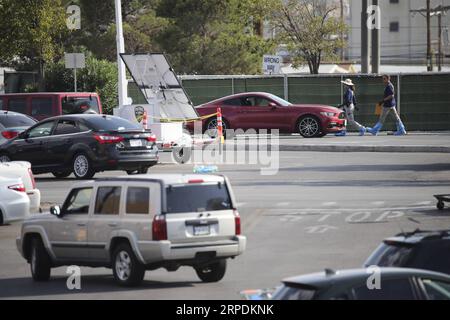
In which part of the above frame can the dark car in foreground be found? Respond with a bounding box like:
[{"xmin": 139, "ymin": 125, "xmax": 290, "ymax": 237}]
[
  {"xmin": 364, "ymin": 229, "xmax": 450, "ymax": 275},
  {"xmin": 187, "ymin": 92, "xmax": 346, "ymax": 138},
  {"xmin": 0, "ymin": 111, "xmax": 37, "ymax": 145},
  {"xmin": 0, "ymin": 114, "xmax": 158, "ymax": 179},
  {"xmin": 270, "ymin": 268, "xmax": 450, "ymax": 300}
]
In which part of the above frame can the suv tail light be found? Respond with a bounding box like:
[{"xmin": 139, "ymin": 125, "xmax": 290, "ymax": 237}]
[
  {"xmin": 8, "ymin": 183, "xmax": 26, "ymax": 193},
  {"xmin": 28, "ymin": 168, "xmax": 36, "ymax": 189},
  {"xmin": 152, "ymin": 214, "xmax": 167, "ymax": 240},
  {"xmin": 1, "ymin": 131, "xmax": 18, "ymax": 139},
  {"xmin": 93, "ymin": 134, "xmax": 124, "ymax": 144},
  {"xmin": 146, "ymin": 134, "xmax": 157, "ymax": 143},
  {"xmin": 234, "ymin": 210, "xmax": 241, "ymax": 235}
]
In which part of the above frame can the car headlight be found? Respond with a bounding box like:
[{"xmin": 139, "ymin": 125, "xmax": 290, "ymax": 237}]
[{"xmin": 320, "ymin": 112, "xmax": 335, "ymax": 117}]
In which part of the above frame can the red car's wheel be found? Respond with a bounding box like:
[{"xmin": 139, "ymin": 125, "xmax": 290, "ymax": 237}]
[{"xmin": 297, "ymin": 116, "xmax": 322, "ymax": 138}]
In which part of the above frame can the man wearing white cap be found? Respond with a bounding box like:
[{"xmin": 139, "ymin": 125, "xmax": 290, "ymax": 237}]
[{"xmin": 336, "ymin": 79, "xmax": 367, "ymax": 137}]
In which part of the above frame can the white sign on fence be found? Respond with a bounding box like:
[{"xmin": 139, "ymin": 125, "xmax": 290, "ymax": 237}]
[{"xmin": 262, "ymin": 55, "xmax": 282, "ymax": 75}]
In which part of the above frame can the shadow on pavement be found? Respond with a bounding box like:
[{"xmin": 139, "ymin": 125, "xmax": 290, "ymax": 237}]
[{"xmin": 0, "ymin": 274, "xmax": 196, "ymax": 299}]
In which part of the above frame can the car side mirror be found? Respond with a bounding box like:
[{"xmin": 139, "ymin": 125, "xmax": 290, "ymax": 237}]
[{"xmin": 50, "ymin": 205, "xmax": 63, "ymax": 217}]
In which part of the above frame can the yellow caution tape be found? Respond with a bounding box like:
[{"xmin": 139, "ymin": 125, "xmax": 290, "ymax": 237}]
[{"xmin": 143, "ymin": 112, "xmax": 219, "ymax": 123}]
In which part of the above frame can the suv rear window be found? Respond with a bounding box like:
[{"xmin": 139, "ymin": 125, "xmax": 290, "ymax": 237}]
[
  {"xmin": 0, "ymin": 113, "xmax": 36, "ymax": 128},
  {"xmin": 365, "ymin": 242, "xmax": 414, "ymax": 267},
  {"xmin": 272, "ymin": 285, "xmax": 316, "ymax": 300},
  {"xmin": 84, "ymin": 116, "xmax": 142, "ymax": 132},
  {"xmin": 166, "ymin": 183, "xmax": 232, "ymax": 213},
  {"xmin": 62, "ymin": 96, "xmax": 100, "ymax": 114}
]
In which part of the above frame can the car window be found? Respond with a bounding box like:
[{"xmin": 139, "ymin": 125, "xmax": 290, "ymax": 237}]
[
  {"xmin": 62, "ymin": 96, "xmax": 100, "ymax": 114},
  {"xmin": 54, "ymin": 120, "xmax": 79, "ymax": 135},
  {"xmin": 126, "ymin": 187, "xmax": 150, "ymax": 214},
  {"xmin": 27, "ymin": 121, "xmax": 54, "ymax": 138},
  {"xmin": 62, "ymin": 188, "xmax": 92, "ymax": 215},
  {"xmin": 84, "ymin": 116, "xmax": 142, "ymax": 132},
  {"xmin": 8, "ymin": 98, "xmax": 27, "ymax": 114},
  {"xmin": 222, "ymin": 98, "xmax": 242, "ymax": 106},
  {"xmin": 364, "ymin": 243, "xmax": 414, "ymax": 267},
  {"xmin": 272, "ymin": 285, "xmax": 316, "ymax": 300},
  {"xmin": 409, "ymin": 241, "xmax": 450, "ymax": 274},
  {"xmin": 95, "ymin": 187, "xmax": 121, "ymax": 215},
  {"xmin": 166, "ymin": 183, "xmax": 232, "ymax": 213},
  {"xmin": 0, "ymin": 114, "xmax": 36, "ymax": 128},
  {"xmin": 31, "ymin": 98, "xmax": 53, "ymax": 117},
  {"xmin": 353, "ymin": 278, "xmax": 415, "ymax": 300},
  {"xmin": 421, "ymin": 279, "xmax": 450, "ymax": 300}
]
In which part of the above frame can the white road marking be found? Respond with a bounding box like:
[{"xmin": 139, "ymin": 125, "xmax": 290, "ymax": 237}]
[
  {"xmin": 370, "ymin": 201, "xmax": 386, "ymax": 207},
  {"xmin": 276, "ymin": 202, "xmax": 291, "ymax": 207},
  {"xmin": 322, "ymin": 202, "xmax": 338, "ymax": 207},
  {"xmin": 305, "ymin": 225, "xmax": 338, "ymax": 234},
  {"xmin": 414, "ymin": 201, "xmax": 432, "ymax": 206}
]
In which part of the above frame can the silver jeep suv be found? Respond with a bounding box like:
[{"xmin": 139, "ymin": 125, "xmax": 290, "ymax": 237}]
[{"xmin": 16, "ymin": 174, "xmax": 246, "ymax": 286}]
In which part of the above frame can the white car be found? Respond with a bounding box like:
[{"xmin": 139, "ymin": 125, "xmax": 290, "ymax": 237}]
[
  {"xmin": 0, "ymin": 161, "xmax": 40, "ymax": 213},
  {"xmin": 0, "ymin": 175, "xmax": 30, "ymax": 224}
]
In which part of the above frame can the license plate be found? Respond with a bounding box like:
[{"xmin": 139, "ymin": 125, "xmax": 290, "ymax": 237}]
[
  {"xmin": 129, "ymin": 139, "xmax": 143, "ymax": 147},
  {"xmin": 193, "ymin": 225, "xmax": 210, "ymax": 236}
]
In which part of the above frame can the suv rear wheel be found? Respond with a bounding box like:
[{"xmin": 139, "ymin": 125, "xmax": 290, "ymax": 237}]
[
  {"xmin": 30, "ymin": 237, "xmax": 51, "ymax": 281},
  {"xmin": 112, "ymin": 243, "xmax": 145, "ymax": 286},
  {"xmin": 195, "ymin": 259, "xmax": 227, "ymax": 283},
  {"xmin": 72, "ymin": 153, "xmax": 95, "ymax": 179}
]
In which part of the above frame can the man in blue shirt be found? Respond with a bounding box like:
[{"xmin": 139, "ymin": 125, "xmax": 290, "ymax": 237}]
[
  {"xmin": 368, "ymin": 75, "xmax": 407, "ymax": 136},
  {"xmin": 336, "ymin": 79, "xmax": 367, "ymax": 136}
]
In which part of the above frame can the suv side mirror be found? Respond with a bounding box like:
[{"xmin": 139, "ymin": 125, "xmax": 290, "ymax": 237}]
[{"xmin": 50, "ymin": 205, "xmax": 63, "ymax": 217}]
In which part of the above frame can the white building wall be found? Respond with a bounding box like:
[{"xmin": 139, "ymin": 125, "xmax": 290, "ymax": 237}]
[{"xmin": 347, "ymin": 0, "xmax": 450, "ymax": 63}]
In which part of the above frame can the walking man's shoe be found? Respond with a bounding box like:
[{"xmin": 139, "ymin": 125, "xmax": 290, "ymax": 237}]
[
  {"xmin": 335, "ymin": 130, "xmax": 347, "ymax": 137},
  {"xmin": 368, "ymin": 122, "xmax": 383, "ymax": 136},
  {"xmin": 359, "ymin": 127, "xmax": 366, "ymax": 136},
  {"xmin": 394, "ymin": 121, "xmax": 407, "ymax": 136}
]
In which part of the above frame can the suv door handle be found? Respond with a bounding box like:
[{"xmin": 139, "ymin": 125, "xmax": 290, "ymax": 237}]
[{"xmin": 108, "ymin": 223, "xmax": 118, "ymax": 227}]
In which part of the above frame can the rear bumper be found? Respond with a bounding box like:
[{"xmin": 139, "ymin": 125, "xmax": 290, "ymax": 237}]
[
  {"xmin": 94, "ymin": 148, "xmax": 159, "ymax": 170},
  {"xmin": 137, "ymin": 236, "xmax": 247, "ymax": 265},
  {"xmin": 27, "ymin": 188, "xmax": 41, "ymax": 213},
  {"xmin": 1, "ymin": 195, "xmax": 30, "ymax": 223}
]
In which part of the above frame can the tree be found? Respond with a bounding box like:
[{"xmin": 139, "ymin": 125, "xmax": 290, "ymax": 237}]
[
  {"xmin": 0, "ymin": 0, "xmax": 67, "ymax": 89},
  {"xmin": 271, "ymin": 0, "xmax": 347, "ymax": 74},
  {"xmin": 156, "ymin": 0, "xmax": 275, "ymax": 75}
]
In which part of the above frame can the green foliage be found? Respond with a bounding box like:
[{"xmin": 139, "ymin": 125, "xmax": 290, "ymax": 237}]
[
  {"xmin": 0, "ymin": 0, "xmax": 67, "ymax": 84},
  {"xmin": 272, "ymin": 0, "xmax": 347, "ymax": 74},
  {"xmin": 156, "ymin": 0, "xmax": 276, "ymax": 75},
  {"xmin": 45, "ymin": 53, "xmax": 118, "ymax": 114}
]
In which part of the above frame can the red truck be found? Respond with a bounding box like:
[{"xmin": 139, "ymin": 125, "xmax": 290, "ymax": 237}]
[{"xmin": 0, "ymin": 92, "xmax": 103, "ymax": 121}]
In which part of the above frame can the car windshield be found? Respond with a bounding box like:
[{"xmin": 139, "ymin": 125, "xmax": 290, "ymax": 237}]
[
  {"xmin": 0, "ymin": 114, "xmax": 36, "ymax": 128},
  {"xmin": 166, "ymin": 183, "xmax": 232, "ymax": 213},
  {"xmin": 84, "ymin": 116, "xmax": 142, "ymax": 132},
  {"xmin": 267, "ymin": 94, "xmax": 292, "ymax": 107},
  {"xmin": 364, "ymin": 242, "xmax": 414, "ymax": 267}
]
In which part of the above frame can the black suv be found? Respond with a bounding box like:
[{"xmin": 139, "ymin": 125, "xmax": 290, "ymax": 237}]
[
  {"xmin": 0, "ymin": 114, "xmax": 158, "ymax": 179},
  {"xmin": 364, "ymin": 229, "xmax": 450, "ymax": 275}
]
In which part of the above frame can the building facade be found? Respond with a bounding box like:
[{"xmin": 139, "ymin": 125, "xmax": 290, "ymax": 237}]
[{"xmin": 347, "ymin": 0, "xmax": 450, "ymax": 64}]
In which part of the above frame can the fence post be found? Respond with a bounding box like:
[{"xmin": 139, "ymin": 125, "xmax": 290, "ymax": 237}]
[
  {"xmin": 231, "ymin": 77, "xmax": 234, "ymax": 95},
  {"xmin": 283, "ymin": 75, "xmax": 289, "ymax": 100},
  {"xmin": 397, "ymin": 74, "xmax": 401, "ymax": 115},
  {"xmin": 340, "ymin": 75, "xmax": 344, "ymax": 105}
]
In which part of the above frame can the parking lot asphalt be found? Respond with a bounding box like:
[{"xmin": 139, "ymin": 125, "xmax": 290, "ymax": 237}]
[{"xmin": 1, "ymin": 149, "xmax": 450, "ymax": 299}]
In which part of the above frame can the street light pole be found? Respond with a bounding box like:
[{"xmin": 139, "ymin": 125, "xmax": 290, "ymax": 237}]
[
  {"xmin": 427, "ymin": 0, "xmax": 432, "ymax": 71},
  {"xmin": 115, "ymin": 0, "xmax": 127, "ymax": 107},
  {"xmin": 361, "ymin": 0, "xmax": 370, "ymax": 73},
  {"xmin": 371, "ymin": 0, "xmax": 380, "ymax": 74},
  {"xmin": 438, "ymin": 12, "xmax": 442, "ymax": 71}
]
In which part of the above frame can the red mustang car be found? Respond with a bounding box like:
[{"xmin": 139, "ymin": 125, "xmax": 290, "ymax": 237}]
[{"xmin": 188, "ymin": 92, "xmax": 346, "ymax": 138}]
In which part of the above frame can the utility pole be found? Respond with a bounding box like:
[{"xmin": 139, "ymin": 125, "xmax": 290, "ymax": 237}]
[
  {"xmin": 411, "ymin": 4, "xmax": 450, "ymax": 72},
  {"xmin": 361, "ymin": 0, "xmax": 370, "ymax": 73},
  {"xmin": 340, "ymin": 0, "xmax": 345, "ymax": 61},
  {"xmin": 371, "ymin": 0, "xmax": 380, "ymax": 74},
  {"xmin": 114, "ymin": 0, "xmax": 128, "ymax": 107},
  {"xmin": 427, "ymin": 0, "xmax": 432, "ymax": 71}
]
